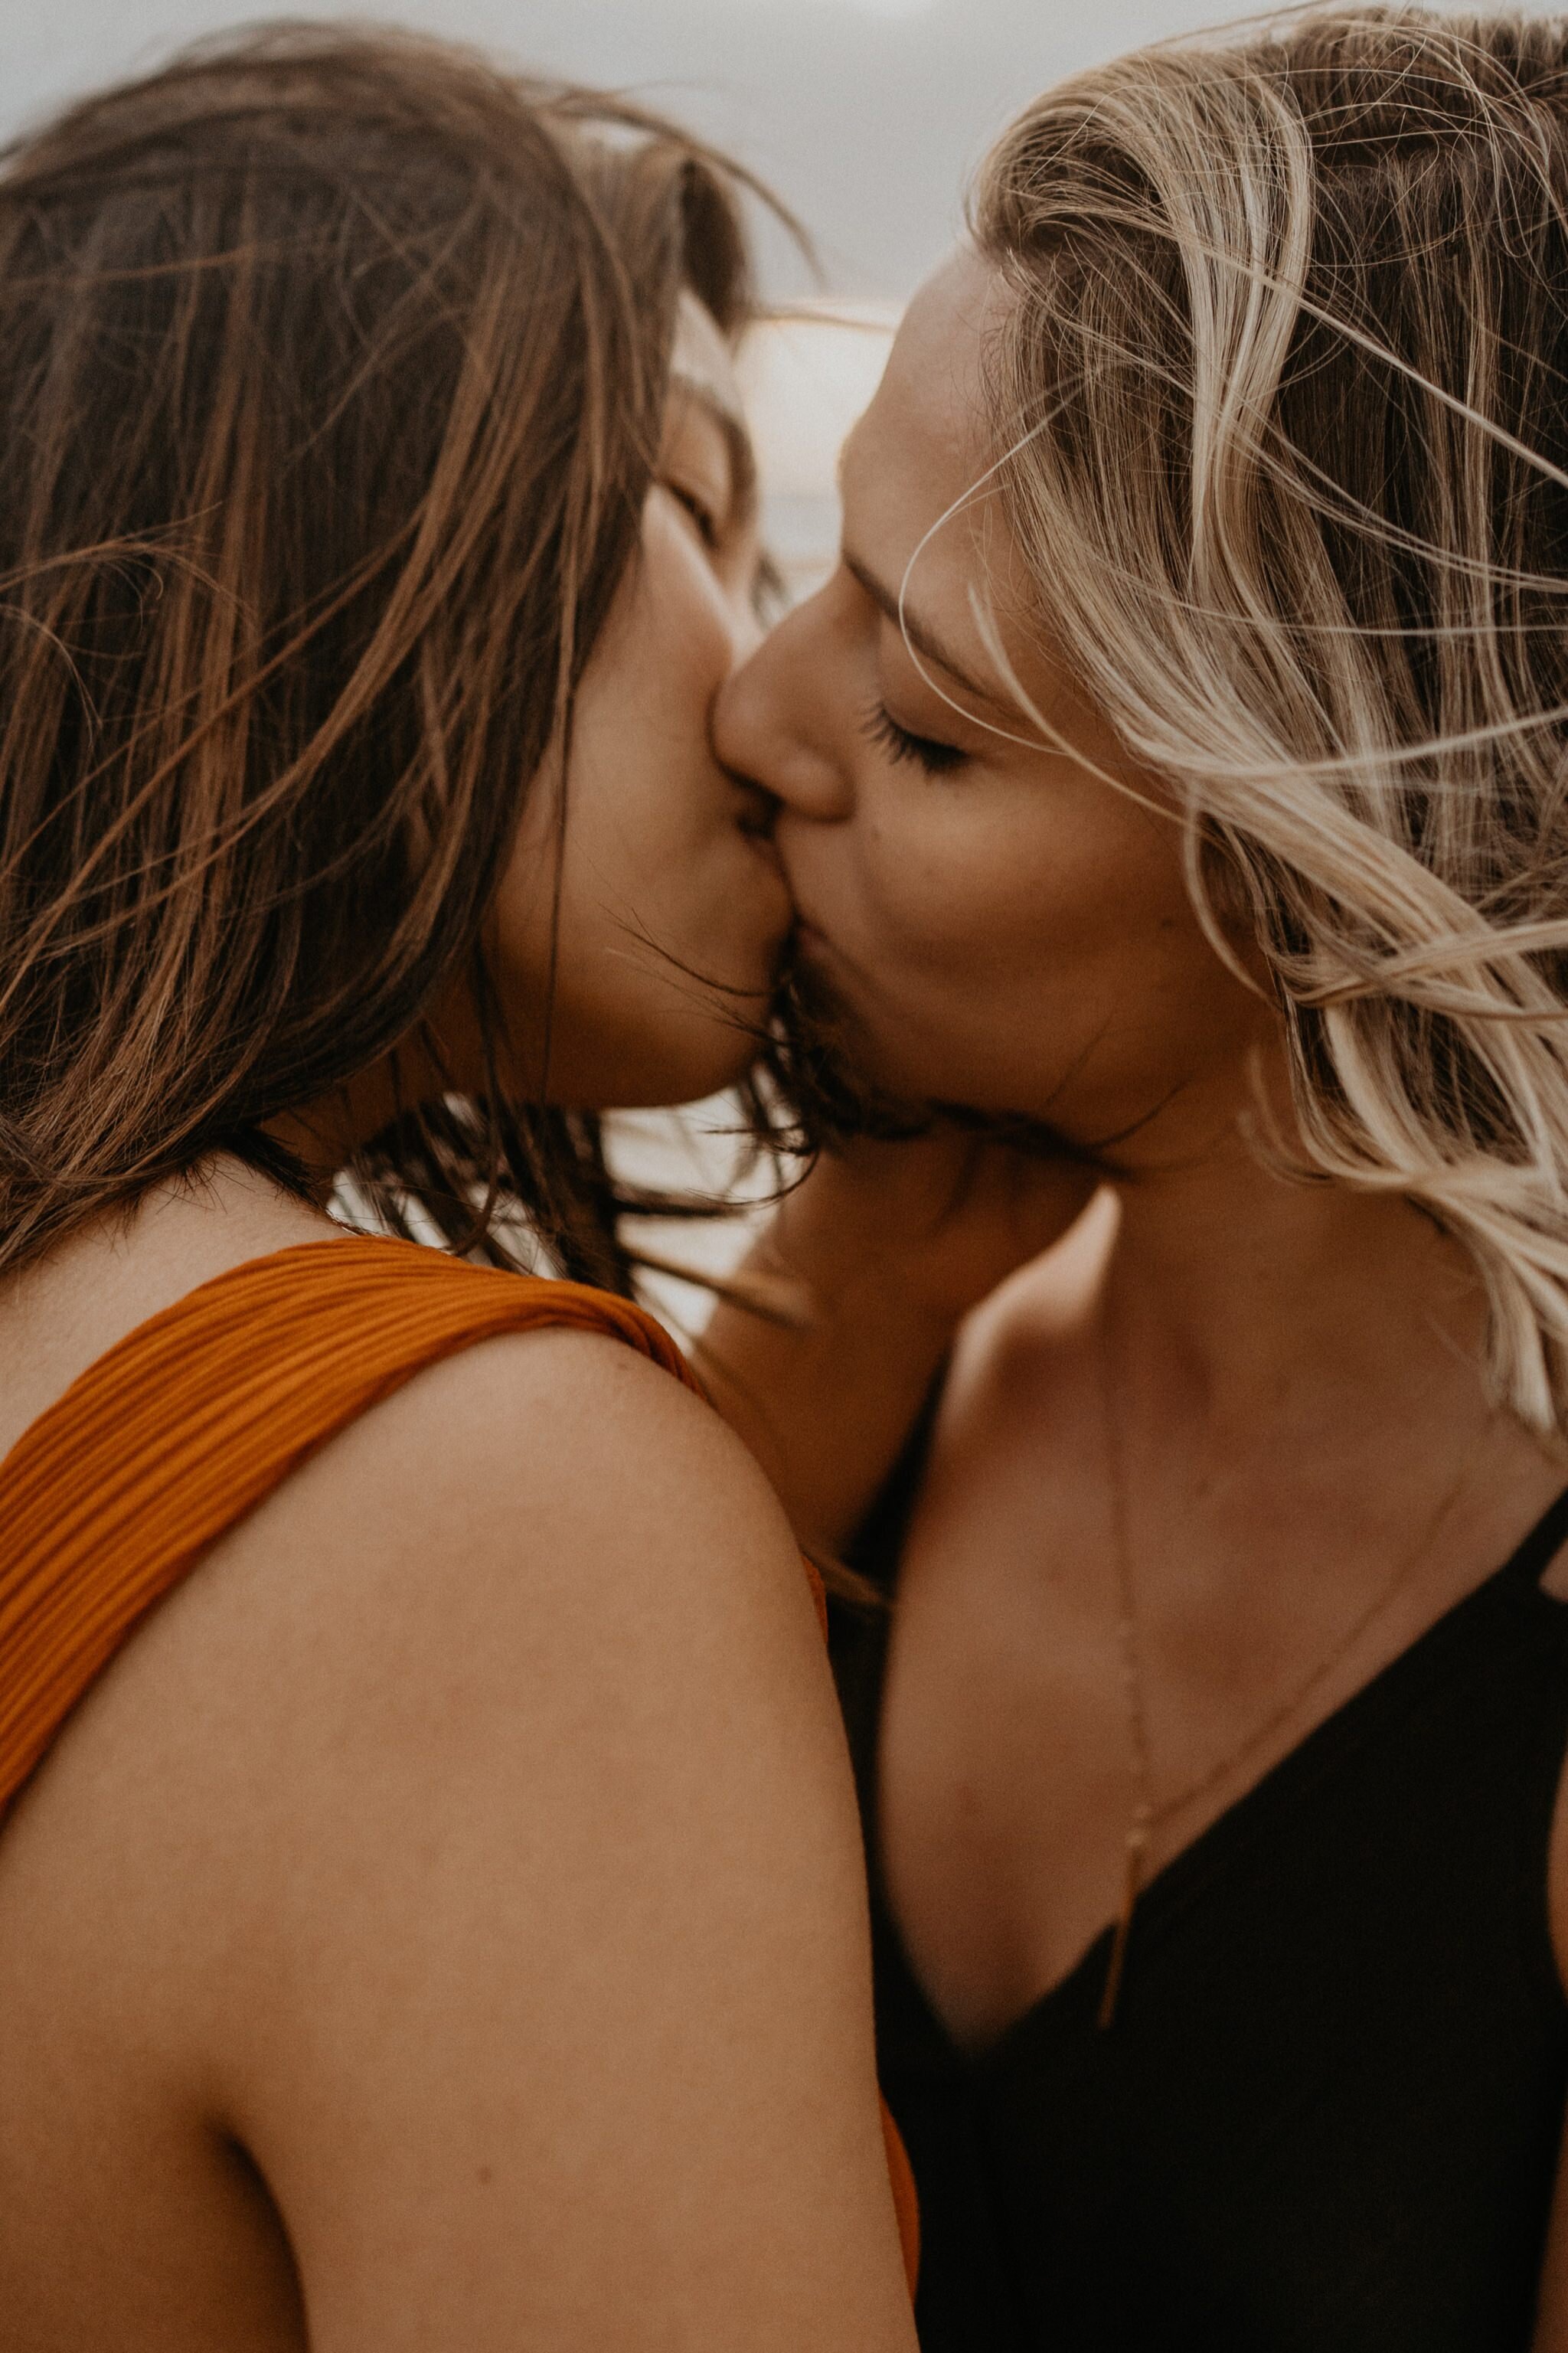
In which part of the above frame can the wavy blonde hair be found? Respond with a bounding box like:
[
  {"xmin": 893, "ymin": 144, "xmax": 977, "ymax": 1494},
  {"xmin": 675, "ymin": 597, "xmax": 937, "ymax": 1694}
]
[{"xmin": 969, "ymin": 5, "xmax": 1568, "ymax": 1430}]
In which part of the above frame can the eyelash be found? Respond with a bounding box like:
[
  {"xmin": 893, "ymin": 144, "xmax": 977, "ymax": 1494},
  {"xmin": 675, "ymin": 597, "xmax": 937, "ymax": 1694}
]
[
  {"xmin": 665, "ymin": 481, "xmax": 721, "ymax": 551},
  {"xmin": 860, "ymin": 701, "xmax": 967, "ymax": 777}
]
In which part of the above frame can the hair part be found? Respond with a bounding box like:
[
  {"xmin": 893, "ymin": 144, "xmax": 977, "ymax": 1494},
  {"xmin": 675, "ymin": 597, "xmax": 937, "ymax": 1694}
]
[{"xmin": 971, "ymin": 4, "xmax": 1568, "ymax": 1430}]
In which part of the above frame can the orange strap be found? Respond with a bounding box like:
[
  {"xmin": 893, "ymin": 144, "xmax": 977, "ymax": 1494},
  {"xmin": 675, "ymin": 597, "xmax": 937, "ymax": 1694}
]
[
  {"xmin": 0, "ymin": 1232, "xmax": 915, "ymax": 2286},
  {"xmin": 0, "ymin": 1236, "xmax": 721, "ymax": 1820}
]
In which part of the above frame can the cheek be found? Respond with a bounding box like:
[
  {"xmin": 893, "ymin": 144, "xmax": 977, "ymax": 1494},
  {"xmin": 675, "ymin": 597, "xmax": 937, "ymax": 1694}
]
[
  {"xmin": 871, "ymin": 830, "xmax": 1050, "ymax": 975},
  {"xmin": 550, "ymin": 521, "xmax": 736, "ymax": 889},
  {"xmin": 618, "ymin": 503, "xmax": 742, "ymax": 747},
  {"xmin": 826, "ymin": 776, "xmax": 1255, "ymax": 1112},
  {"xmin": 851, "ymin": 779, "xmax": 1171, "ymax": 989}
]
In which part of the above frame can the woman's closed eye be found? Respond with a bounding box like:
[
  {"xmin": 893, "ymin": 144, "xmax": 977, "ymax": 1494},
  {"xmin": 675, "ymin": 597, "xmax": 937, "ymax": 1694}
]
[
  {"xmin": 861, "ymin": 701, "xmax": 967, "ymax": 777},
  {"xmin": 664, "ymin": 477, "xmax": 723, "ymax": 551}
]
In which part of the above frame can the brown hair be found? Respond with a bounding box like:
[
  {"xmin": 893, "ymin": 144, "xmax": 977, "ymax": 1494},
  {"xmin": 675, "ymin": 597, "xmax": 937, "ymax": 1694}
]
[
  {"xmin": 968, "ymin": 8, "xmax": 1568, "ymax": 1427},
  {"xmin": 0, "ymin": 22, "xmax": 762, "ymax": 1289}
]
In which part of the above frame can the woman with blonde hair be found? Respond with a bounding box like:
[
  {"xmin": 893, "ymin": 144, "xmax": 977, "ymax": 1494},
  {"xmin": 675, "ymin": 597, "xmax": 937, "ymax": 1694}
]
[
  {"xmin": 714, "ymin": 7, "xmax": 1568, "ymax": 2344},
  {"xmin": 0, "ymin": 28, "xmax": 925, "ymax": 2347}
]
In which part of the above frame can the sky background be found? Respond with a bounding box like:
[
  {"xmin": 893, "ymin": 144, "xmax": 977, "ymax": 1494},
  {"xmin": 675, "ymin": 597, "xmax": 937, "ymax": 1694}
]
[
  {"xmin": 1, "ymin": 0, "xmax": 1327, "ymax": 302},
  {"xmin": 6, "ymin": 0, "xmax": 1269, "ymax": 589}
]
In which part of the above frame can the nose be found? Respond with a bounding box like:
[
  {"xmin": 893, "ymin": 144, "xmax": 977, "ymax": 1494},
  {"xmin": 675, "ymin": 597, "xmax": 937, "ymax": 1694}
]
[
  {"xmin": 713, "ymin": 583, "xmax": 854, "ymax": 825},
  {"xmin": 724, "ymin": 567, "xmax": 766, "ymax": 672}
]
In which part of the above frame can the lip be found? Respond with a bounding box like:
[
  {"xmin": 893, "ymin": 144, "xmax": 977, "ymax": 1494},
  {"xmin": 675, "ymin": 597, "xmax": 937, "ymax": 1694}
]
[
  {"xmin": 776, "ymin": 845, "xmax": 848, "ymax": 969},
  {"xmin": 728, "ymin": 813, "xmax": 793, "ymax": 926}
]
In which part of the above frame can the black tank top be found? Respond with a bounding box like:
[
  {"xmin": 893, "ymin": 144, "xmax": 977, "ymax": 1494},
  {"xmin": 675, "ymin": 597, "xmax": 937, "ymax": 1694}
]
[{"xmin": 834, "ymin": 1459, "xmax": 1568, "ymax": 2353}]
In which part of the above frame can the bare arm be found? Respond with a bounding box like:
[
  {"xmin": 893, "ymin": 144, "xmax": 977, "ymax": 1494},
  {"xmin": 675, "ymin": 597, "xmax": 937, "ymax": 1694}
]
[
  {"xmin": 62, "ymin": 1331, "xmax": 918, "ymax": 2351},
  {"xmin": 697, "ymin": 1133, "xmax": 1099, "ymax": 1554}
]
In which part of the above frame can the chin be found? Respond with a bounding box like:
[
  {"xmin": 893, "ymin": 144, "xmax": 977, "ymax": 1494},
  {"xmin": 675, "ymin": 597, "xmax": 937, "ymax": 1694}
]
[
  {"xmin": 761, "ymin": 949, "xmax": 935, "ymax": 1147},
  {"xmin": 597, "ymin": 1018, "xmax": 775, "ymax": 1113},
  {"xmin": 766, "ymin": 946, "xmax": 1089, "ymax": 1154},
  {"xmin": 536, "ymin": 938, "xmax": 782, "ymax": 1110}
]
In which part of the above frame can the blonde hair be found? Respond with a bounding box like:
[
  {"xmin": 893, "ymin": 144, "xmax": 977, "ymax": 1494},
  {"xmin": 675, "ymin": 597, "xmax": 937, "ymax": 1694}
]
[{"xmin": 971, "ymin": 5, "xmax": 1568, "ymax": 1430}]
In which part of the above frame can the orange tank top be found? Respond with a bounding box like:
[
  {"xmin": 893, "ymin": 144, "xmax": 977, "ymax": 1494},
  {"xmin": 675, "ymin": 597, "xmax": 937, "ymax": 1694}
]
[{"xmin": 0, "ymin": 1232, "xmax": 917, "ymax": 2285}]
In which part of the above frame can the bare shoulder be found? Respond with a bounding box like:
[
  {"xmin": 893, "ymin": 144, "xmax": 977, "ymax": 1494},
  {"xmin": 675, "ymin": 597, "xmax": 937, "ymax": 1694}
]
[
  {"xmin": 275, "ymin": 1314, "xmax": 821, "ymax": 1645},
  {"xmin": 2, "ymin": 1314, "xmax": 837, "ymax": 1948},
  {"xmin": 203, "ymin": 1315, "xmax": 848, "ymax": 1941},
  {"xmin": 0, "ymin": 1324, "xmax": 914, "ymax": 2348},
  {"xmin": 161, "ymin": 1320, "xmax": 834, "ymax": 1844}
]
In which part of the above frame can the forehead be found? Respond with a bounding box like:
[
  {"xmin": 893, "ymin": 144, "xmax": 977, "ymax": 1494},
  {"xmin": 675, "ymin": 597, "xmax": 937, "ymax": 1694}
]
[
  {"xmin": 841, "ymin": 246, "xmax": 1044, "ymax": 692},
  {"xmin": 841, "ymin": 249, "xmax": 1003, "ymax": 539}
]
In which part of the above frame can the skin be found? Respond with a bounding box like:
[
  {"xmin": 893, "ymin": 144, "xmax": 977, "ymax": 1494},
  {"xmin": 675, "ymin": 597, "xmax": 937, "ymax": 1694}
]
[
  {"xmin": 485, "ymin": 294, "xmax": 790, "ymax": 1110},
  {"xmin": 712, "ymin": 247, "xmax": 1568, "ymax": 2340},
  {"xmin": 0, "ymin": 299, "xmax": 918, "ymax": 2353}
]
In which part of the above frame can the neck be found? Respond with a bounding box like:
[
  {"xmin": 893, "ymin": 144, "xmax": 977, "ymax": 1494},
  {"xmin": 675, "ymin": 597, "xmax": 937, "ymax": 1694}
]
[{"xmin": 1100, "ymin": 1075, "xmax": 1488, "ymax": 1432}]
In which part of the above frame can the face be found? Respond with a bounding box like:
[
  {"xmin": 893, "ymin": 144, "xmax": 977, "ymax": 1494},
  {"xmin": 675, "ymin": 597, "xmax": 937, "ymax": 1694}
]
[
  {"xmin": 486, "ymin": 294, "xmax": 789, "ymax": 1109},
  {"xmin": 714, "ymin": 250, "xmax": 1275, "ymax": 1165}
]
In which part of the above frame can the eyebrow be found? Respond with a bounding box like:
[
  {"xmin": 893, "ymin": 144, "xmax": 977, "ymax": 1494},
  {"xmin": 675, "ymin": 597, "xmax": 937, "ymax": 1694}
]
[{"xmin": 840, "ymin": 546, "xmax": 1001, "ymax": 711}]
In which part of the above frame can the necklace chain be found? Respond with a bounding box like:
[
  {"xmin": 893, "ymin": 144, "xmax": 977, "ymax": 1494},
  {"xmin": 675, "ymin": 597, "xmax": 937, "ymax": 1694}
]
[{"xmin": 1094, "ymin": 1309, "xmax": 1490, "ymax": 2029}]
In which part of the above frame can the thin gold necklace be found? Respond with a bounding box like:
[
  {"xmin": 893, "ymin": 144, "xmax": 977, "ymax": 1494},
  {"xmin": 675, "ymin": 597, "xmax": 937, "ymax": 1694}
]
[{"xmin": 1094, "ymin": 1309, "xmax": 1491, "ymax": 2030}]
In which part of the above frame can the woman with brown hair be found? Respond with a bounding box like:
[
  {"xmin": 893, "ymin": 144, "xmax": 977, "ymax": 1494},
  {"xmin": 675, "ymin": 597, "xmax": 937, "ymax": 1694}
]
[
  {"xmin": 714, "ymin": 7, "xmax": 1568, "ymax": 2345},
  {"xmin": 0, "ymin": 28, "xmax": 922, "ymax": 2348}
]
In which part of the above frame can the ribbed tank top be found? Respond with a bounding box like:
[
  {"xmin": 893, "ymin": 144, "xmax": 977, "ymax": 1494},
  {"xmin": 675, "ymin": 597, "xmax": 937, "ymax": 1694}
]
[
  {"xmin": 0, "ymin": 1233, "xmax": 917, "ymax": 2288},
  {"xmin": 836, "ymin": 1437, "xmax": 1568, "ymax": 2351}
]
